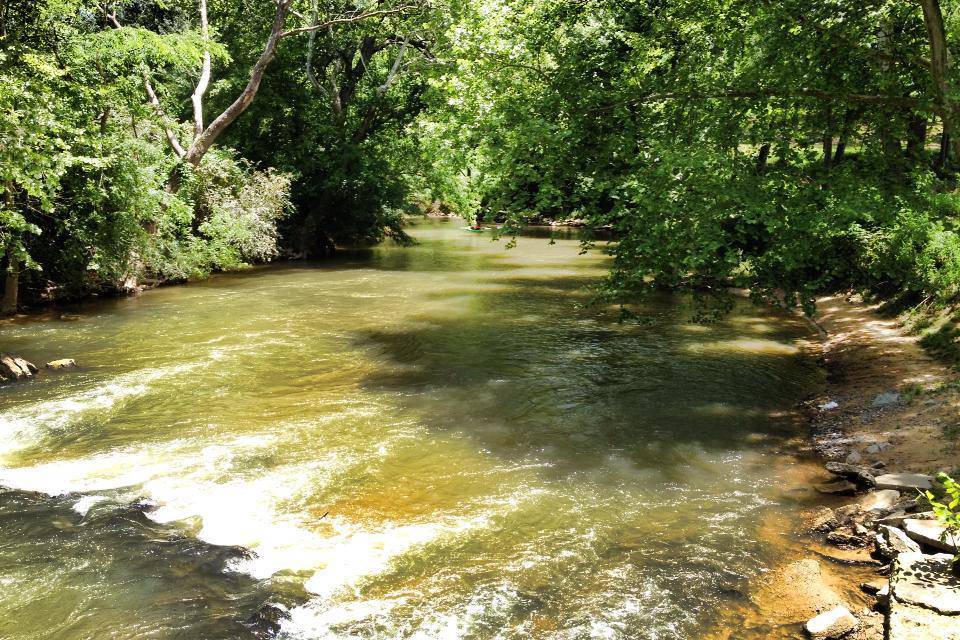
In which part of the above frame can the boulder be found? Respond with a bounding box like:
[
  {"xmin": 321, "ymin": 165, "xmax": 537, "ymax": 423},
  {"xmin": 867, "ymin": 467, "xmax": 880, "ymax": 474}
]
[
  {"xmin": 888, "ymin": 552, "xmax": 960, "ymax": 640},
  {"xmin": 45, "ymin": 358, "xmax": 77, "ymax": 369},
  {"xmin": 874, "ymin": 473, "xmax": 934, "ymax": 492},
  {"xmin": 875, "ymin": 525, "xmax": 922, "ymax": 561},
  {"xmin": 825, "ymin": 462, "xmax": 876, "ymax": 488},
  {"xmin": 816, "ymin": 479, "xmax": 859, "ymax": 496},
  {"xmin": 865, "ymin": 442, "xmax": 891, "ymax": 454},
  {"xmin": 845, "ymin": 450, "xmax": 863, "ymax": 464},
  {"xmin": 860, "ymin": 489, "xmax": 901, "ymax": 512},
  {"xmin": 804, "ymin": 606, "xmax": 859, "ymax": 639},
  {"xmin": 903, "ymin": 518, "xmax": 958, "ymax": 552}
]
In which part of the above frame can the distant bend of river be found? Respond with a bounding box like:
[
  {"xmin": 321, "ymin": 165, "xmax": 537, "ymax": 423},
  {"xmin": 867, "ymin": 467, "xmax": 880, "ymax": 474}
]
[{"xmin": 0, "ymin": 218, "xmax": 819, "ymax": 639}]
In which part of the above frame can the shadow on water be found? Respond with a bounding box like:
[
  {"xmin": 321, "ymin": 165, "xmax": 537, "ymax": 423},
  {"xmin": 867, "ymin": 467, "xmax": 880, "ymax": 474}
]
[{"xmin": 350, "ymin": 270, "xmax": 818, "ymax": 476}]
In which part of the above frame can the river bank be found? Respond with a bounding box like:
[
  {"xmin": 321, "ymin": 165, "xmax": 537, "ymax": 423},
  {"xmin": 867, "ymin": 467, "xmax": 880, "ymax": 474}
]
[{"xmin": 743, "ymin": 294, "xmax": 960, "ymax": 639}]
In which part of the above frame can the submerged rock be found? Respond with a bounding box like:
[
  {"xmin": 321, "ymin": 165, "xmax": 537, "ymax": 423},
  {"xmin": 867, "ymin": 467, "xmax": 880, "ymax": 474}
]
[
  {"xmin": 874, "ymin": 473, "xmax": 933, "ymax": 492},
  {"xmin": 827, "ymin": 528, "xmax": 868, "ymax": 549},
  {"xmin": 804, "ymin": 606, "xmax": 858, "ymax": 639},
  {"xmin": 812, "ymin": 507, "xmax": 840, "ymax": 533},
  {"xmin": 247, "ymin": 603, "xmax": 290, "ymax": 638}
]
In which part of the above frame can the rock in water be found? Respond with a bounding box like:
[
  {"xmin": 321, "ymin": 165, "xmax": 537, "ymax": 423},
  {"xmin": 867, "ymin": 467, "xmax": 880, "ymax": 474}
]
[
  {"xmin": 812, "ymin": 507, "xmax": 840, "ymax": 533},
  {"xmin": 874, "ymin": 473, "xmax": 934, "ymax": 492},
  {"xmin": 889, "ymin": 552, "xmax": 960, "ymax": 639},
  {"xmin": 805, "ymin": 606, "xmax": 859, "ymax": 639},
  {"xmin": 825, "ymin": 462, "xmax": 876, "ymax": 488},
  {"xmin": 816, "ymin": 479, "xmax": 858, "ymax": 495},
  {"xmin": 860, "ymin": 489, "xmax": 901, "ymax": 512},
  {"xmin": 45, "ymin": 358, "xmax": 77, "ymax": 369},
  {"xmin": 903, "ymin": 519, "xmax": 958, "ymax": 552}
]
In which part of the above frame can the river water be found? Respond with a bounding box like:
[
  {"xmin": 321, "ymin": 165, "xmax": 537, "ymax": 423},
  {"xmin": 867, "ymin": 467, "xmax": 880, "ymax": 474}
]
[{"xmin": 0, "ymin": 219, "xmax": 820, "ymax": 639}]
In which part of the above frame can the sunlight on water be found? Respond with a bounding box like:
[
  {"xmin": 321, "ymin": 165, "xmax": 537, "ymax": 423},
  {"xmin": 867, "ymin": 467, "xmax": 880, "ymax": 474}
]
[{"xmin": 0, "ymin": 219, "xmax": 819, "ymax": 639}]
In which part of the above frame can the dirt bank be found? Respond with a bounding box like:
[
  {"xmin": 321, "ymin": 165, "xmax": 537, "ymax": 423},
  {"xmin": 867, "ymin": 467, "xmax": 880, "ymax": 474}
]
[
  {"xmin": 810, "ymin": 294, "xmax": 959, "ymax": 474},
  {"xmin": 727, "ymin": 294, "xmax": 960, "ymax": 638}
]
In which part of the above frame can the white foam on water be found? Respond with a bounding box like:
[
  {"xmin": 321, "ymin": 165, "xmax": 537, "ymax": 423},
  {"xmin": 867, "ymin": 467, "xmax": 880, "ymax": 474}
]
[
  {"xmin": 72, "ymin": 495, "xmax": 109, "ymax": 515},
  {"xmin": 0, "ymin": 360, "xmax": 209, "ymax": 459}
]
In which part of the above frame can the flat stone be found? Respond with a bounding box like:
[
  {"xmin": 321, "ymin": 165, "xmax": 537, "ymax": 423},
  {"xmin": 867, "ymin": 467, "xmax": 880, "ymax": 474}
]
[
  {"xmin": 816, "ymin": 479, "xmax": 858, "ymax": 495},
  {"xmin": 876, "ymin": 510, "xmax": 910, "ymax": 527},
  {"xmin": 805, "ymin": 606, "xmax": 859, "ymax": 639},
  {"xmin": 874, "ymin": 473, "xmax": 933, "ymax": 492},
  {"xmin": 903, "ymin": 518, "xmax": 958, "ymax": 552},
  {"xmin": 860, "ymin": 489, "xmax": 901, "ymax": 512},
  {"xmin": 891, "ymin": 552, "xmax": 960, "ymax": 614},
  {"xmin": 875, "ymin": 525, "xmax": 922, "ymax": 560},
  {"xmin": 861, "ymin": 579, "xmax": 886, "ymax": 595},
  {"xmin": 865, "ymin": 442, "xmax": 891, "ymax": 454},
  {"xmin": 872, "ymin": 392, "xmax": 901, "ymax": 407}
]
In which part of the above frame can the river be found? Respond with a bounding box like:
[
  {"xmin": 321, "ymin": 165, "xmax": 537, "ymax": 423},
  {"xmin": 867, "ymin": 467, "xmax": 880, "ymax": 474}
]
[{"xmin": 0, "ymin": 218, "xmax": 821, "ymax": 639}]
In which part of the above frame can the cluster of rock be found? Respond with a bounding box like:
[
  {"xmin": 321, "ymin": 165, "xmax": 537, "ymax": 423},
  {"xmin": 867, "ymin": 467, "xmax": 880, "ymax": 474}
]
[
  {"xmin": 807, "ymin": 465, "xmax": 960, "ymax": 639},
  {"xmin": 0, "ymin": 354, "xmax": 77, "ymax": 382}
]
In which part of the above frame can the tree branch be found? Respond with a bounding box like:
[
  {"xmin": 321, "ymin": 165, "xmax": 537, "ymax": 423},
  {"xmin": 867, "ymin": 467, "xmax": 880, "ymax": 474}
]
[
  {"xmin": 279, "ymin": 6, "xmax": 417, "ymax": 39},
  {"xmin": 593, "ymin": 88, "xmax": 929, "ymax": 113},
  {"xmin": 100, "ymin": 4, "xmax": 186, "ymax": 158},
  {"xmin": 191, "ymin": 0, "xmax": 212, "ymax": 137}
]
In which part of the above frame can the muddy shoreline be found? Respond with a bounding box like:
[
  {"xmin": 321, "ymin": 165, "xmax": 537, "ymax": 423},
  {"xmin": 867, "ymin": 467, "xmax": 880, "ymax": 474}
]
[{"xmin": 744, "ymin": 294, "xmax": 960, "ymax": 639}]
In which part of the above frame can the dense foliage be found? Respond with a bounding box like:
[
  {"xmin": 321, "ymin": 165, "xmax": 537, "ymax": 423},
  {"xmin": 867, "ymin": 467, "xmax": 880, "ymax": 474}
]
[
  {"xmin": 0, "ymin": 0, "xmax": 436, "ymax": 310},
  {"xmin": 6, "ymin": 0, "xmax": 960, "ymax": 324},
  {"xmin": 431, "ymin": 0, "xmax": 960, "ymax": 315}
]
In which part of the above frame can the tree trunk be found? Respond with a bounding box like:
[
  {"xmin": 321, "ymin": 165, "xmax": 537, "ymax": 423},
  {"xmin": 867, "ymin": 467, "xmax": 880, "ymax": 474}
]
[
  {"xmin": 919, "ymin": 0, "xmax": 960, "ymax": 160},
  {"xmin": 822, "ymin": 136, "xmax": 833, "ymax": 169},
  {"xmin": 755, "ymin": 143, "xmax": 771, "ymax": 174},
  {"xmin": 905, "ymin": 116, "xmax": 928, "ymax": 159},
  {"xmin": 936, "ymin": 131, "xmax": 950, "ymax": 170},
  {"xmin": 184, "ymin": 0, "xmax": 292, "ymax": 166},
  {"xmin": 1, "ymin": 250, "xmax": 19, "ymax": 315},
  {"xmin": 833, "ymin": 139, "xmax": 846, "ymax": 163}
]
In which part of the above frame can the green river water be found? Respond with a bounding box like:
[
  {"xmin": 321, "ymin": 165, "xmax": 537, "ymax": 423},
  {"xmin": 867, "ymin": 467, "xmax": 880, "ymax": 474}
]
[{"xmin": 0, "ymin": 219, "xmax": 821, "ymax": 639}]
